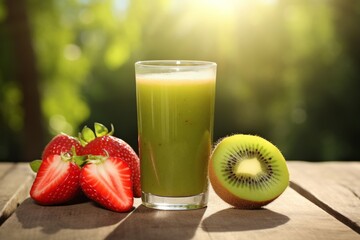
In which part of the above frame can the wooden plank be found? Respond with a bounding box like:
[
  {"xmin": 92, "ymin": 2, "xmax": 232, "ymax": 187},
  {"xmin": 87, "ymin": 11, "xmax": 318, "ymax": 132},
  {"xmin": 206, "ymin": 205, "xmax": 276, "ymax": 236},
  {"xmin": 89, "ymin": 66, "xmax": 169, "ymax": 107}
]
[
  {"xmin": 288, "ymin": 161, "xmax": 360, "ymax": 234},
  {"xmin": 0, "ymin": 163, "xmax": 35, "ymax": 225},
  {"xmin": 1, "ymin": 184, "xmax": 359, "ymax": 239},
  {"xmin": 107, "ymin": 187, "xmax": 360, "ymax": 240},
  {"xmin": 0, "ymin": 162, "xmax": 15, "ymax": 179},
  {"xmin": 0, "ymin": 197, "xmax": 143, "ymax": 240}
]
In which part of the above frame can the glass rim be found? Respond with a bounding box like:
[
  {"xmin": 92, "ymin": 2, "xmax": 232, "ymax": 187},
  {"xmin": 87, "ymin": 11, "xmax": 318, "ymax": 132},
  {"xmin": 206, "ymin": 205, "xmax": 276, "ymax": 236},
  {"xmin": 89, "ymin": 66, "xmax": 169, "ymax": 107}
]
[{"xmin": 135, "ymin": 60, "xmax": 216, "ymax": 69}]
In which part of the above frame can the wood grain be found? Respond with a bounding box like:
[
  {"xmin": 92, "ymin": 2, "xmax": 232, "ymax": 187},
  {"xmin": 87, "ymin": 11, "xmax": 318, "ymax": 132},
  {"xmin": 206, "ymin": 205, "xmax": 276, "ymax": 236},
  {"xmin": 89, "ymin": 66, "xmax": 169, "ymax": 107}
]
[
  {"xmin": 1, "ymin": 185, "xmax": 359, "ymax": 240},
  {"xmin": 288, "ymin": 161, "xmax": 360, "ymax": 233},
  {"xmin": 0, "ymin": 197, "xmax": 143, "ymax": 240},
  {"xmin": 0, "ymin": 163, "xmax": 34, "ymax": 225},
  {"xmin": 200, "ymin": 186, "xmax": 360, "ymax": 240},
  {"xmin": 0, "ymin": 163, "xmax": 15, "ymax": 179}
]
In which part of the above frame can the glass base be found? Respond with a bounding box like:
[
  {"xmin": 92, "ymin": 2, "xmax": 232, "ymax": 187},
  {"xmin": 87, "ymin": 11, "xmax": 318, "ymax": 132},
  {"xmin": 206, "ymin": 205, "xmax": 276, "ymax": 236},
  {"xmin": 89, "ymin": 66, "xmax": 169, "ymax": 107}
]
[{"xmin": 141, "ymin": 191, "xmax": 208, "ymax": 210}]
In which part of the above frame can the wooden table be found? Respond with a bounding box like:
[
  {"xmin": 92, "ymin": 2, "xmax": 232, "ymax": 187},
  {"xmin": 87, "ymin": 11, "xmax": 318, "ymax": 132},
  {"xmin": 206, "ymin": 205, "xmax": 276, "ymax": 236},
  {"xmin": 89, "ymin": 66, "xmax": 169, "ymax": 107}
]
[{"xmin": 0, "ymin": 161, "xmax": 359, "ymax": 240}]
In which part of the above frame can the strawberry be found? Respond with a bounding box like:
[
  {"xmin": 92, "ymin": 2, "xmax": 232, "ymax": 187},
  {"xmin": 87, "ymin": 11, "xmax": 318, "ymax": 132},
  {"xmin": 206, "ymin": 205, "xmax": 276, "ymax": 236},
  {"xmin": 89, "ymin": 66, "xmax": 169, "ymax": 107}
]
[
  {"xmin": 80, "ymin": 155, "xmax": 134, "ymax": 212},
  {"xmin": 42, "ymin": 133, "xmax": 83, "ymax": 161},
  {"xmin": 79, "ymin": 123, "xmax": 141, "ymax": 198},
  {"xmin": 30, "ymin": 154, "xmax": 81, "ymax": 205}
]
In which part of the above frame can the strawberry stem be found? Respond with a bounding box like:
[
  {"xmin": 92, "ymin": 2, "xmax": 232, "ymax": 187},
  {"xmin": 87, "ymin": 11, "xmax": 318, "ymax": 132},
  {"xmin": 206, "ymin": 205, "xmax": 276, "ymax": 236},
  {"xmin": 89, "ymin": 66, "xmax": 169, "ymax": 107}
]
[
  {"xmin": 70, "ymin": 146, "xmax": 87, "ymax": 167},
  {"xmin": 108, "ymin": 124, "xmax": 114, "ymax": 136}
]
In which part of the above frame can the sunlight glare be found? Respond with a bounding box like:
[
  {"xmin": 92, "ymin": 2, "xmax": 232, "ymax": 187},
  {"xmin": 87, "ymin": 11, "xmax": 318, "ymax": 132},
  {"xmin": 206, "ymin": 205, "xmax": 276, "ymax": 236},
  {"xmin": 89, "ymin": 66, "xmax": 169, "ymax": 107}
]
[
  {"xmin": 260, "ymin": 0, "xmax": 278, "ymax": 6},
  {"xmin": 208, "ymin": 0, "xmax": 236, "ymax": 14},
  {"xmin": 64, "ymin": 44, "xmax": 81, "ymax": 61},
  {"xmin": 196, "ymin": 0, "xmax": 238, "ymax": 18}
]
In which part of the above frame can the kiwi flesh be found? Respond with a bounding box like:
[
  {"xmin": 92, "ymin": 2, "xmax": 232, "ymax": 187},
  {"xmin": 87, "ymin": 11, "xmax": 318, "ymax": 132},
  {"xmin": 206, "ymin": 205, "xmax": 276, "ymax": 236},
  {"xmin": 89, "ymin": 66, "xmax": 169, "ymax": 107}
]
[{"xmin": 209, "ymin": 134, "xmax": 289, "ymax": 209}]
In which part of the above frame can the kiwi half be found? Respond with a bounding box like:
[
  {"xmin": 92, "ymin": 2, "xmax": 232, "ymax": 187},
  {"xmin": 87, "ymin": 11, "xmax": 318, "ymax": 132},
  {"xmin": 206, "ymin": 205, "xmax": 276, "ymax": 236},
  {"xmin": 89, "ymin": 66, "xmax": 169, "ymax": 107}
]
[{"xmin": 209, "ymin": 134, "xmax": 289, "ymax": 209}]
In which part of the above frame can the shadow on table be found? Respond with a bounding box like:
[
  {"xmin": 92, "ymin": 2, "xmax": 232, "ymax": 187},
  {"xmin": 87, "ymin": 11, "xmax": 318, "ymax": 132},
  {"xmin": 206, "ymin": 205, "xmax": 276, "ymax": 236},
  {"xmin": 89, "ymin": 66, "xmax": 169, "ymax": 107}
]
[
  {"xmin": 202, "ymin": 207, "xmax": 290, "ymax": 232},
  {"xmin": 105, "ymin": 205, "xmax": 206, "ymax": 240},
  {"xmin": 16, "ymin": 198, "xmax": 132, "ymax": 234}
]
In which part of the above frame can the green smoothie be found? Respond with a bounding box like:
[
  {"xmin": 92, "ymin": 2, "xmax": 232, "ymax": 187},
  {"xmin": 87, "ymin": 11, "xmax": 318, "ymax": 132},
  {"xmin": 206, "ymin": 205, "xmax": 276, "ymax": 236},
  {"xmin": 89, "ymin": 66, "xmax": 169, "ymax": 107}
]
[{"xmin": 136, "ymin": 71, "xmax": 216, "ymax": 197}]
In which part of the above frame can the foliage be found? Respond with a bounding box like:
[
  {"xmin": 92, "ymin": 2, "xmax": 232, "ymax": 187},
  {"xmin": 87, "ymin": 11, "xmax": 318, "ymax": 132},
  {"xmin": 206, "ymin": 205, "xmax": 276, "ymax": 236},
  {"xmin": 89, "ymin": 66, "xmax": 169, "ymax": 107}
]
[{"xmin": 0, "ymin": 0, "xmax": 359, "ymax": 161}]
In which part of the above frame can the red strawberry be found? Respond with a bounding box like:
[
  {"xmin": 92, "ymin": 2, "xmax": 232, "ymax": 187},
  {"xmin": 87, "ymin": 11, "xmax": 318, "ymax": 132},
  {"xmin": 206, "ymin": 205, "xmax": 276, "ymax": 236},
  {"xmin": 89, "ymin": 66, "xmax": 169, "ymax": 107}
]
[
  {"xmin": 30, "ymin": 154, "xmax": 81, "ymax": 205},
  {"xmin": 80, "ymin": 156, "xmax": 133, "ymax": 212},
  {"xmin": 42, "ymin": 133, "xmax": 83, "ymax": 160},
  {"xmin": 79, "ymin": 123, "xmax": 141, "ymax": 198}
]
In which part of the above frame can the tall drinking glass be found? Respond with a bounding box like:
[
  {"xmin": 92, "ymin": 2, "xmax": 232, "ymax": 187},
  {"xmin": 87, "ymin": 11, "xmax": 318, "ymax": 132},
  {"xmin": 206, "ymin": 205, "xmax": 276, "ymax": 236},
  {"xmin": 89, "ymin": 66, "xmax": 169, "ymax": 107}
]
[{"xmin": 135, "ymin": 60, "xmax": 216, "ymax": 210}]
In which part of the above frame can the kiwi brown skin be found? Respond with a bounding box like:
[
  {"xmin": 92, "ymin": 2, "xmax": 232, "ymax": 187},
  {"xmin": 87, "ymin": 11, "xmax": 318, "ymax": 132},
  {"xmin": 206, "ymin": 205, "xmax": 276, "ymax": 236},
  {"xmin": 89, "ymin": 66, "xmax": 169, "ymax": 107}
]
[
  {"xmin": 209, "ymin": 161, "xmax": 277, "ymax": 209},
  {"xmin": 208, "ymin": 134, "xmax": 289, "ymax": 209}
]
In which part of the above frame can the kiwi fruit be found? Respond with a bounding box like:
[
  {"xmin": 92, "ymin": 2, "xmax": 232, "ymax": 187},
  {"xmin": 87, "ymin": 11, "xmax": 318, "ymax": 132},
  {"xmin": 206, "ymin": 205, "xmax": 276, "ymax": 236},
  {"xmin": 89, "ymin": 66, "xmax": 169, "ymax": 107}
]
[{"xmin": 209, "ymin": 134, "xmax": 289, "ymax": 209}]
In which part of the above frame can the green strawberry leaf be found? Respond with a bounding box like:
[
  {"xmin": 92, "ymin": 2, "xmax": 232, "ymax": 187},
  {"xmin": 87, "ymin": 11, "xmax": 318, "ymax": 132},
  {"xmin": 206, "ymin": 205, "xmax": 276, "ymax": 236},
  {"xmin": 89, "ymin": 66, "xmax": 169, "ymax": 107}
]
[
  {"xmin": 94, "ymin": 122, "xmax": 108, "ymax": 137},
  {"xmin": 30, "ymin": 160, "xmax": 42, "ymax": 173},
  {"xmin": 74, "ymin": 155, "xmax": 87, "ymax": 167},
  {"xmin": 81, "ymin": 126, "xmax": 96, "ymax": 143},
  {"xmin": 79, "ymin": 122, "xmax": 115, "ymax": 146},
  {"xmin": 78, "ymin": 132, "xmax": 88, "ymax": 146},
  {"xmin": 68, "ymin": 145, "xmax": 86, "ymax": 167}
]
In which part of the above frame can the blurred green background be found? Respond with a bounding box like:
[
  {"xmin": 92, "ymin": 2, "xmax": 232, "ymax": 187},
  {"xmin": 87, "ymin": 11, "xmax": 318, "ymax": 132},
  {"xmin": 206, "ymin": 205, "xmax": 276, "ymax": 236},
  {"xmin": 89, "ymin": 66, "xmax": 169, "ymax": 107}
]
[{"xmin": 1, "ymin": 0, "xmax": 359, "ymax": 162}]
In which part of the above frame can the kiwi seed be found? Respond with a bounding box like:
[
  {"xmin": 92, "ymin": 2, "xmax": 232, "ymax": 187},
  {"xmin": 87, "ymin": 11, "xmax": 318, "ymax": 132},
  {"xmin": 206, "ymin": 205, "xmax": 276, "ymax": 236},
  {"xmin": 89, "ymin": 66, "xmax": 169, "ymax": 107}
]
[{"xmin": 209, "ymin": 134, "xmax": 289, "ymax": 209}]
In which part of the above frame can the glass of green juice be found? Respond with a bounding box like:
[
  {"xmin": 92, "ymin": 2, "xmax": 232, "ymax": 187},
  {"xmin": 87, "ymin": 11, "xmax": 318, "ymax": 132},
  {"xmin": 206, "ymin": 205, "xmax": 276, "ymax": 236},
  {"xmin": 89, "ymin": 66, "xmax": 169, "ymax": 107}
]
[{"xmin": 135, "ymin": 60, "xmax": 216, "ymax": 210}]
